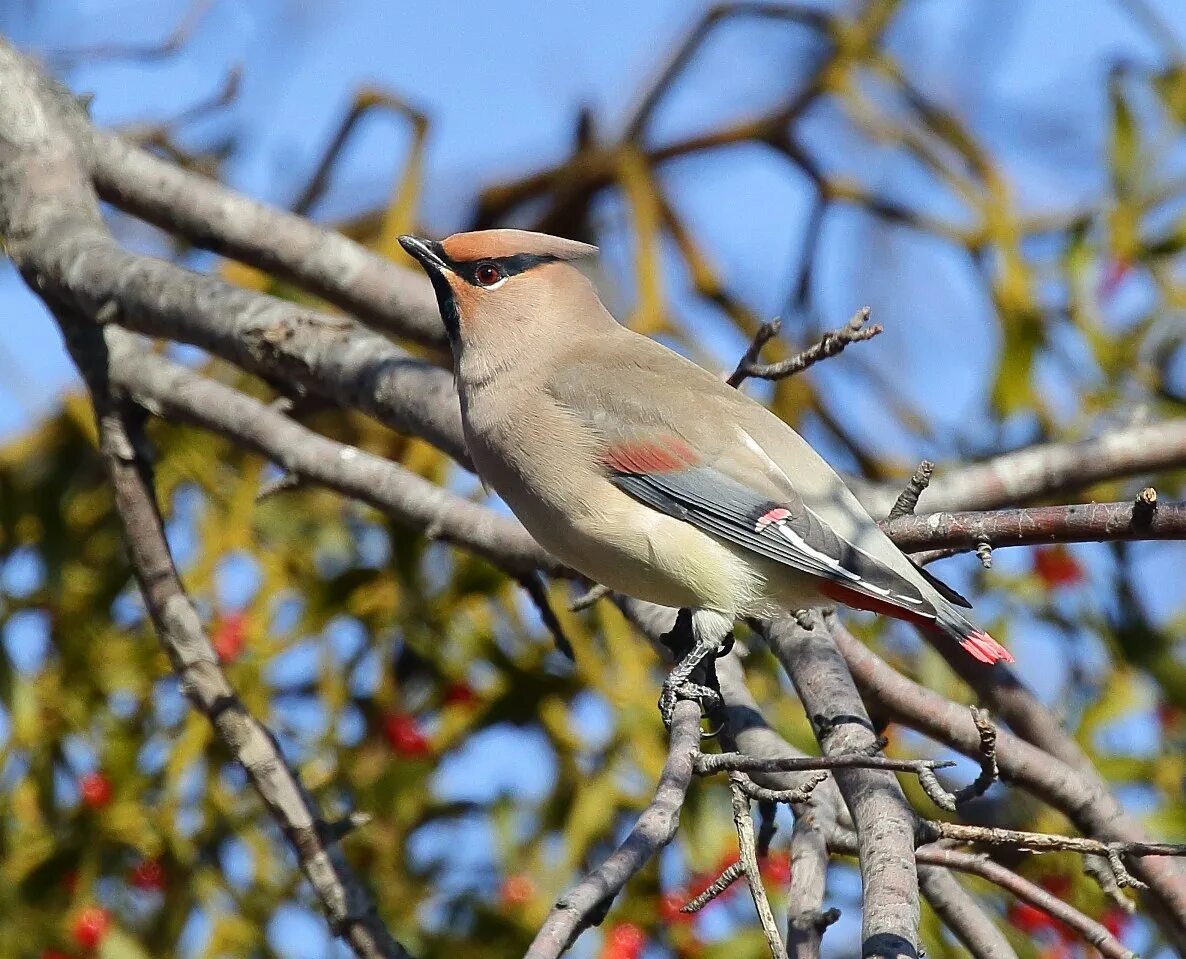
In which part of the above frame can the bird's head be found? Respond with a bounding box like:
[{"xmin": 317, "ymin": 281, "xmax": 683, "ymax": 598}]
[{"xmin": 398, "ymin": 229, "xmax": 602, "ymax": 352}]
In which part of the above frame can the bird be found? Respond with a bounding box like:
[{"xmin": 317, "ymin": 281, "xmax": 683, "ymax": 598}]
[{"xmin": 399, "ymin": 228, "xmax": 1013, "ymax": 694}]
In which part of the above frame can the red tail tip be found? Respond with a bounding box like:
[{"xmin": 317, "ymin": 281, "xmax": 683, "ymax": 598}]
[{"xmin": 958, "ymin": 630, "xmax": 1014, "ymax": 665}]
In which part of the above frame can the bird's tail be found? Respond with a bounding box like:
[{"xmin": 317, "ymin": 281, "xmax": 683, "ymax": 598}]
[{"xmin": 929, "ymin": 606, "xmax": 1014, "ymax": 665}]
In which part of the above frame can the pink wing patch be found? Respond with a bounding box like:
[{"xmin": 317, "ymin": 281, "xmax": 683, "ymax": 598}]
[
  {"xmin": 603, "ymin": 437, "xmax": 699, "ymax": 474},
  {"xmin": 755, "ymin": 507, "xmax": 792, "ymax": 532},
  {"xmin": 958, "ymin": 630, "xmax": 1015, "ymax": 665}
]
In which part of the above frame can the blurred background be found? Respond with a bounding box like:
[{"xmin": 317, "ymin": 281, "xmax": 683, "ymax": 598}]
[{"xmin": 2, "ymin": 0, "xmax": 1186, "ymax": 956}]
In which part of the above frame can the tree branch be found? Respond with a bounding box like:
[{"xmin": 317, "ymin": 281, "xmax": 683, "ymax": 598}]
[
  {"xmin": 61, "ymin": 319, "xmax": 410, "ymax": 959},
  {"xmin": 831, "ymin": 618, "xmax": 1186, "ymax": 940},
  {"xmin": 727, "ymin": 308, "xmax": 883, "ymax": 387},
  {"xmin": 525, "ymin": 699, "xmax": 701, "ymax": 959},
  {"xmin": 883, "ymin": 499, "xmax": 1186, "ymax": 556},
  {"xmin": 761, "ymin": 612, "xmax": 920, "ymax": 959}
]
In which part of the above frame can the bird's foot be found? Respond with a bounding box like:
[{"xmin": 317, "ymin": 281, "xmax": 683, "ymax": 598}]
[
  {"xmin": 657, "ymin": 608, "xmax": 733, "ymax": 730},
  {"xmin": 658, "ymin": 678, "xmax": 723, "ymax": 728}
]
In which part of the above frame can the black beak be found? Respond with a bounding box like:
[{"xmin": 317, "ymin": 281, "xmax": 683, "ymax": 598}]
[
  {"xmin": 399, "ymin": 234, "xmax": 449, "ymax": 274},
  {"xmin": 399, "ymin": 234, "xmax": 462, "ymax": 342}
]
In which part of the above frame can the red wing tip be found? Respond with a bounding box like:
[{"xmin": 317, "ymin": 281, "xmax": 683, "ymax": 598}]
[{"xmin": 958, "ymin": 630, "xmax": 1015, "ymax": 665}]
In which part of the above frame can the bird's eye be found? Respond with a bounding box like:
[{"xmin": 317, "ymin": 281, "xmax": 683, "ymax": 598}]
[{"xmin": 475, "ymin": 263, "xmax": 503, "ymax": 287}]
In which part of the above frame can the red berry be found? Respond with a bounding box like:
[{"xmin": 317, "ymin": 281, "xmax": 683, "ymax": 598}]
[
  {"xmin": 660, "ymin": 891, "xmax": 693, "ymax": 923},
  {"xmin": 602, "ymin": 923, "xmax": 647, "ymax": 959},
  {"xmin": 1102, "ymin": 906, "xmax": 1130, "ymax": 938},
  {"xmin": 1033, "ymin": 546, "xmax": 1084, "ymax": 589},
  {"xmin": 1040, "ymin": 873, "xmax": 1070, "ymax": 897},
  {"xmin": 71, "ymin": 906, "xmax": 111, "ymax": 950},
  {"xmin": 500, "ymin": 873, "xmax": 536, "ymax": 907},
  {"xmin": 1007, "ymin": 901, "xmax": 1056, "ymax": 935},
  {"xmin": 760, "ymin": 850, "xmax": 792, "ymax": 885},
  {"xmin": 1100, "ymin": 258, "xmax": 1132, "ymax": 300},
  {"xmin": 129, "ymin": 858, "xmax": 165, "ymax": 891},
  {"xmin": 79, "ymin": 773, "xmax": 112, "ymax": 809},
  {"xmin": 382, "ymin": 712, "xmax": 431, "ymax": 757},
  {"xmin": 443, "ymin": 681, "xmax": 479, "ymax": 708},
  {"xmin": 1158, "ymin": 702, "xmax": 1182, "ymax": 732},
  {"xmin": 212, "ymin": 613, "xmax": 247, "ymax": 663}
]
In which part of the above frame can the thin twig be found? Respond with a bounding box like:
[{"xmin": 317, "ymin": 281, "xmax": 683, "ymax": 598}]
[
  {"xmin": 517, "ymin": 571, "xmax": 576, "ymax": 660},
  {"xmin": 681, "ymin": 861, "xmax": 746, "ymax": 914},
  {"xmin": 731, "ymin": 769, "xmax": 829, "ymax": 805},
  {"xmin": 923, "ymin": 821, "xmax": 1186, "ymax": 889},
  {"xmin": 912, "ymin": 844, "xmax": 1139, "ymax": 959},
  {"xmin": 569, "ymin": 582, "xmax": 612, "ymax": 612},
  {"xmin": 728, "ymin": 307, "xmax": 883, "ymax": 387},
  {"xmin": 914, "ymin": 707, "xmax": 998, "ymax": 813},
  {"xmin": 729, "ymin": 774, "xmax": 789, "ymax": 959}
]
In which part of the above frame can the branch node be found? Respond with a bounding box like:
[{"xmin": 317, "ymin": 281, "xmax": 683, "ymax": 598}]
[
  {"xmin": 1107, "ymin": 846, "xmax": 1148, "ymax": 890},
  {"xmin": 975, "ymin": 541, "xmax": 993, "ymax": 569},
  {"xmin": 1133, "ymin": 486, "xmax": 1158, "ymax": 525},
  {"xmin": 888, "ymin": 460, "xmax": 934, "ymax": 520}
]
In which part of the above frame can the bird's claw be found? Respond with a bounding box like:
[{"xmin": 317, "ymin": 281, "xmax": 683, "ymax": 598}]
[{"xmin": 658, "ymin": 678, "xmax": 722, "ymax": 728}]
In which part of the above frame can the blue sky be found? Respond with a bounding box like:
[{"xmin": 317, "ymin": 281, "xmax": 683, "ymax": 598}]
[{"xmin": 3, "ymin": 1, "xmax": 1185, "ymax": 956}]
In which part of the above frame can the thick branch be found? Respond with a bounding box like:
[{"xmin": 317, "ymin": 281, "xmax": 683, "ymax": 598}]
[
  {"xmin": 103, "ymin": 331, "xmax": 555, "ymax": 577},
  {"xmin": 862, "ymin": 419, "xmax": 1186, "ymax": 515},
  {"xmin": 787, "ymin": 809, "xmax": 840, "ymax": 959},
  {"xmin": 916, "ymin": 867, "xmax": 1018, "ymax": 959},
  {"xmin": 0, "ymin": 40, "xmax": 466, "ymax": 465},
  {"xmin": 883, "ymin": 500, "xmax": 1186, "ymax": 555},
  {"xmin": 762, "ymin": 613, "xmax": 920, "ymax": 959},
  {"xmin": 76, "ymin": 125, "xmax": 446, "ymax": 347}
]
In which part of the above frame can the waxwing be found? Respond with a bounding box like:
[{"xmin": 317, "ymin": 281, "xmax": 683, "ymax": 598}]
[{"xmin": 399, "ymin": 229, "xmax": 1011, "ymax": 666}]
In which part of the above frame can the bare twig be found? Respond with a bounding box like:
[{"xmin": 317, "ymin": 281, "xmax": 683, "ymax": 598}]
[
  {"xmin": 905, "ymin": 707, "xmax": 998, "ymax": 813},
  {"xmin": 831, "ymin": 619, "xmax": 1186, "ymax": 926},
  {"xmin": 681, "ymin": 860, "xmax": 746, "ymax": 913},
  {"xmin": 525, "ymin": 699, "xmax": 701, "ymax": 959},
  {"xmin": 731, "ymin": 770, "xmax": 829, "ymax": 805},
  {"xmin": 517, "ymin": 571, "xmax": 576, "ymax": 660},
  {"xmin": 291, "ymin": 88, "xmax": 427, "ymax": 218},
  {"xmin": 728, "ymin": 773, "xmax": 789, "ymax": 959},
  {"xmin": 924, "ymin": 821, "xmax": 1186, "ymax": 888},
  {"xmin": 887, "ymin": 460, "xmax": 934, "ymax": 521},
  {"xmin": 728, "ymin": 307, "xmax": 883, "ymax": 387},
  {"xmin": 569, "ymin": 582, "xmax": 612, "ymax": 612},
  {"xmin": 46, "ymin": 0, "xmax": 213, "ymax": 65},
  {"xmin": 911, "ymin": 844, "xmax": 1139, "ymax": 959}
]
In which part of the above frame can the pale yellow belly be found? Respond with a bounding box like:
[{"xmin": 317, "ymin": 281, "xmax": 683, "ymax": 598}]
[{"xmin": 505, "ymin": 480, "xmax": 766, "ymax": 615}]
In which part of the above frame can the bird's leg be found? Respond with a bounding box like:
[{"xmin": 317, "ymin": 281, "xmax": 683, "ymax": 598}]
[{"xmin": 658, "ymin": 609, "xmax": 734, "ymax": 729}]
